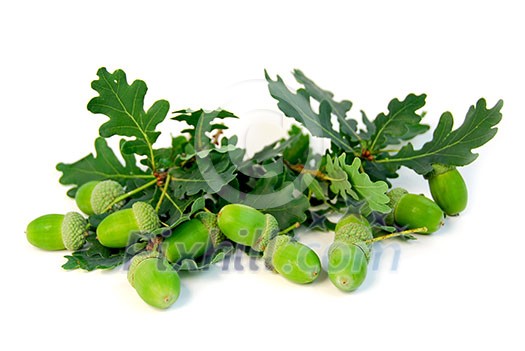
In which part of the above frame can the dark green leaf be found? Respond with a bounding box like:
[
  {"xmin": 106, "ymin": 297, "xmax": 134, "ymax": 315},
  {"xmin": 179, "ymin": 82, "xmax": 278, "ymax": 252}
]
[
  {"xmin": 165, "ymin": 196, "xmax": 206, "ymax": 228},
  {"xmin": 244, "ymin": 176, "xmax": 310, "ymax": 228},
  {"xmin": 173, "ymin": 242, "xmax": 235, "ymax": 271},
  {"xmin": 283, "ymin": 125, "xmax": 310, "ymax": 165},
  {"xmin": 293, "ymin": 69, "xmax": 359, "ymax": 141},
  {"xmin": 169, "ymin": 151, "xmax": 237, "ymax": 197},
  {"xmin": 368, "ymin": 94, "xmax": 429, "ymax": 151},
  {"xmin": 172, "ymin": 109, "xmax": 238, "ymax": 155},
  {"xmin": 87, "ymin": 68, "xmax": 170, "ymax": 158},
  {"xmin": 56, "ymin": 137, "xmax": 147, "ymax": 197},
  {"xmin": 62, "ymin": 233, "xmax": 125, "ymax": 271},
  {"xmin": 375, "ymin": 99, "xmax": 503, "ymax": 175},
  {"xmin": 265, "ymin": 71, "xmax": 358, "ymax": 154}
]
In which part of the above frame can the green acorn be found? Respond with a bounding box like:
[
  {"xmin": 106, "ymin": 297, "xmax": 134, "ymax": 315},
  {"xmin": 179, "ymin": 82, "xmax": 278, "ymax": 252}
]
[
  {"xmin": 26, "ymin": 212, "xmax": 88, "ymax": 251},
  {"xmin": 75, "ymin": 180, "xmax": 125, "ymax": 215},
  {"xmin": 426, "ymin": 164, "xmax": 468, "ymax": 216},
  {"xmin": 96, "ymin": 202, "xmax": 159, "ymax": 248},
  {"xmin": 387, "ymin": 188, "xmax": 444, "ymax": 234},
  {"xmin": 127, "ymin": 251, "xmax": 160, "ymax": 286},
  {"xmin": 217, "ymin": 204, "xmax": 279, "ymax": 252},
  {"xmin": 328, "ymin": 241, "xmax": 368, "ymax": 292},
  {"xmin": 162, "ymin": 212, "xmax": 223, "ymax": 263},
  {"xmin": 263, "ymin": 235, "xmax": 321, "ymax": 284},
  {"xmin": 128, "ymin": 255, "xmax": 181, "ymax": 309},
  {"xmin": 327, "ymin": 215, "xmax": 372, "ymax": 292}
]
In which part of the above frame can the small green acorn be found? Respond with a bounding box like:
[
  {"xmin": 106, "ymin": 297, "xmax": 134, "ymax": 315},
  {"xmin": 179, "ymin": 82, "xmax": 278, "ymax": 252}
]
[
  {"xmin": 217, "ymin": 204, "xmax": 279, "ymax": 252},
  {"xmin": 263, "ymin": 235, "xmax": 321, "ymax": 284},
  {"xmin": 26, "ymin": 212, "xmax": 88, "ymax": 251},
  {"xmin": 162, "ymin": 212, "xmax": 223, "ymax": 263},
  {"xmin": 128, "ymin": 255, "xmax": 181, "ymax": 309},
  {"xmin": 96, "ymin": 202, "xmax": 159, "ymax": 248},
  {"xmin": 426, "ymin": 164, "xmax": 468, "ymax": 216},
  {"xmin": 387, "ymin": 188, "xmax": 444, "ymax": 234},
  {"xmin": 75, "ymin": 180, "xmax": 125, "ymax": 215},
  {"xmin": 328, "ymin": 241, "xmax": 368, "ymax": 292}
]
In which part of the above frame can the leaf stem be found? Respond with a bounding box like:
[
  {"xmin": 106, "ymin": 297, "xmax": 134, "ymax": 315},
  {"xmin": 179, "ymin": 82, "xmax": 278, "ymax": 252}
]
[
  {"xmin": 278, "ymin": 222, "xmax": 300, "ymax": 235},
  {"xmin": 164, "ymin": 192, "xmax": 183, "ymax": 215},
  {"xmin": 367, "ymin": 227, "xmax": 427, "ymax": 243},
  {"xmin": 284, "ymin": 160, "xmax": 331, "ymax": 181},
  {"xmin": 106, "ymin": 178, "xmax": 158, "ymax": 211},
  {"xmin": 155, "ymin": 174, "xmax": 171, "ymax": 212}
]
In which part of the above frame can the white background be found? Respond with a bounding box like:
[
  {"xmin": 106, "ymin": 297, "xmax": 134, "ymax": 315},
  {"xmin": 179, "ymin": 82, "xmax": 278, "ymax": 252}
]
[{"xmin": 1, "ymin": 1, "xmax": 524, "ymax": 350}]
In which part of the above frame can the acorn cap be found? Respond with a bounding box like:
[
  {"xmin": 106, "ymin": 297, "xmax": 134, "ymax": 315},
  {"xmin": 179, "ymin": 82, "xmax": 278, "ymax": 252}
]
[
  {"xmin": 91, "ymin": 180, "xmax": 125, "ymax": 214},
  {"xmin": 195, "ymin": 212, "xmax": 225, "ymax": 247},
  {"xmin": 263, "ymin": 234, "xmax": 292, "ymax": 271},
  {"xmin": 127, "ymin": 251, "xmax": 161, "ymax": 287},
  {"xmin": 385, "ymin": 188, "xmax": 408, "ymax": 225},
  {"xmin": 424, "ymin": 163, "xmax": 456, "ymax": 179},
  {"xmin": 253, "ymin": 214, "xmax": 279, "ymax": 252},
  {"xmin": 61, "ymin": 212, "xmax": 88, "ymax": 251},
  {"xmin": 132, "ymin": 202, "xmax": 160, "ymax": 232},
  {"xmin": 335, "ymin": 222, "xmax": 373, "ymax": 248}
]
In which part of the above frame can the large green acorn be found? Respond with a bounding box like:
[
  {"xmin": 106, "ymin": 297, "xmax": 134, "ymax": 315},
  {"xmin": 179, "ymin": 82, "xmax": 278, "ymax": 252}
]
[
  {"xmin": 96, "ymin": 202, "xmax": 159, "ymax": 248},
  {"xmin": 387, "ymin": 188, "xmax": 444, "ymax": 234},
  {"xmin": 162, "ymin": 212, "xmax": 223, "ymax": 263},
  {"xmin": 426, "ymin": 164, "xmax": 468, "ymax": 216},
  {"xmin": 263, "ymin": 235, "xmax": 321, "ymax": 284},
  {"xmin": 128, "ymin": 254, "xmax": 181, "ymax": 309},
  {"xmin": 217, "ymin": 204, "xmax": 279, "ymax": 252},
  {"xmin": 75, "ymin": 180, "xmax": 125, "ymax": 215},
  {"xmin": 328, "ymin": 241, "xmax": 368, "ymax": 292},
  {"xmin": 26, "ymin": 212, "xmax": 88, "ymax": 251},
  {"xmin": 327, "ymin": 215, "xmax": 372, "ymax": 292}
]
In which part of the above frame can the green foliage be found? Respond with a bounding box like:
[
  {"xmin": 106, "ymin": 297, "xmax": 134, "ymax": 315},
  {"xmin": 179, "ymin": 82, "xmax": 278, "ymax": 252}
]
[
  {"xmin": 269, "ymin": 69, "xmax": 502, "ymax": 181},
  {"xmin": 42, "ymin": 67, "xmax": 501, "ymax": 274}
]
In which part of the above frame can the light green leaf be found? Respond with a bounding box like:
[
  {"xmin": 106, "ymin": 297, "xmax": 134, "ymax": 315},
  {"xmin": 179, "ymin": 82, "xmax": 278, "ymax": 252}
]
[{"xmin": 325, "ymin": 154, "xmax": 390, "ymax": 214}]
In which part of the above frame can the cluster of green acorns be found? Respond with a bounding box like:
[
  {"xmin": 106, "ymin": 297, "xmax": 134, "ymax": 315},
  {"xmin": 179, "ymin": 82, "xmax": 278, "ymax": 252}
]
[{"xmin": 25, "ymin": 164, "xmax": 467, "ymax": 309}]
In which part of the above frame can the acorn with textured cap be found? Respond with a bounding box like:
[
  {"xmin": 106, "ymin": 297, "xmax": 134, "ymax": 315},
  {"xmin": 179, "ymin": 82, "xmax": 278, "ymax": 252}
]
[
  {"xmin": 75, "ymin": 180, "xmax": 125, "ymax": 215},
  {"xmin": 425, "ymin": 164, "xmax": 468, "ymax": 216},
  {"xmin": 162, "ymin": 212, "xmax": 224, "ymax": 263},
  {"xmin": 386, "ymin": 188, "xmax": 444, "ymax": 234},
  {"xmin": 26, "ymin": 212, "xmax": 88, "ymax": 251},
  {"xmin": 217, "ymin": 204, "xmax": 279, "ymax": 252},
  {"xmin": 327, "ymin": 214, "xmax": 373, "ymax": 292},
  {"xmin": 263, "ymin": 235, "xmax": 321, "ymax": 284},
  {"xmin": 96, "ymin": 202, "xmax": 160, "ymax": 248},
  {"xmin": 127, "ymin": 253, "xmax": 181, "ymax": 309}
]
